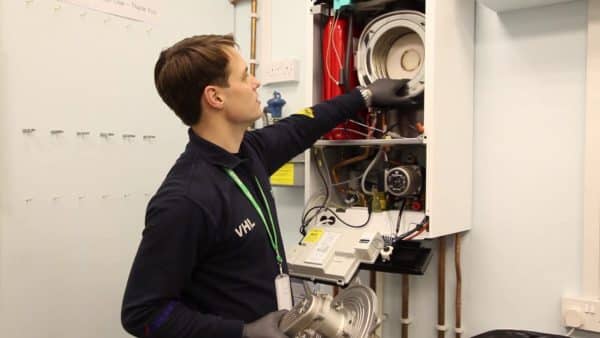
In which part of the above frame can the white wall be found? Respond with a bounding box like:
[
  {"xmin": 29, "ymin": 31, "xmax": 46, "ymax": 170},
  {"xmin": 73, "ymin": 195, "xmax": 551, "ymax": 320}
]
[
  {"xmin": 460, "ymin": 1, "xmax": 590, "ymax": 336},
  {"xmin": 0, "ymin": 1, "xmax": 233, "ymax": 337}
]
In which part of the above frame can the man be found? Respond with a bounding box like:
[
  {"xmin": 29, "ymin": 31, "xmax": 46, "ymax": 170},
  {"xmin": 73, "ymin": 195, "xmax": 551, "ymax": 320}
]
[{"xmin": 121, "ymin": 34, "xmax": 410, "ymax": 338}]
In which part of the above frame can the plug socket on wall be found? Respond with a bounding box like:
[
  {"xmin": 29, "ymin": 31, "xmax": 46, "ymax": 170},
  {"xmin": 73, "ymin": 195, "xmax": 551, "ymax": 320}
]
[
  {"xmin": 262, "ymin": 59, "xmax": 299, "ymax": 85},
  {"xmin": 562, "ymin": 297, "xmax": 600, "ymax": 333}
]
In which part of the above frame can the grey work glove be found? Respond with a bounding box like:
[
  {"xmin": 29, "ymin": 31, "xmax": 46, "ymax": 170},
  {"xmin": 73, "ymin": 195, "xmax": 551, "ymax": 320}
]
[
  {"xmin": 366, "ymin": 78, "xmax": 415, "ymax": 108},
  {"xmin": 243, "ymin": 310, "xmax": 289, "ymax": 338}
]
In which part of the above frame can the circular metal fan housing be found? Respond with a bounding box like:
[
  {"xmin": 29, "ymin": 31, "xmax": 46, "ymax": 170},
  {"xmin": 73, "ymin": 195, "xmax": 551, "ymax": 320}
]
[{"xmin": 356, "ymin": 10, "xmax": 425, "ymax": 99}]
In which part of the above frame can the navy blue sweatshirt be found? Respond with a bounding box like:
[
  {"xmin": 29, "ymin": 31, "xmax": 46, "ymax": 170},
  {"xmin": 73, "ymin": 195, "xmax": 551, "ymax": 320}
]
[{"xmin": 121, "ymin": 90, "xmax": 365, "ymax": 338}]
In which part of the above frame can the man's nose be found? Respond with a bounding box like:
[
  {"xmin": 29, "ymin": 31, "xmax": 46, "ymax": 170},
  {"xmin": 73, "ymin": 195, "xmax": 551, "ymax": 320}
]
[{"xmin": 252, "ymin": 75, "xmax": 261, "ymax": 89}]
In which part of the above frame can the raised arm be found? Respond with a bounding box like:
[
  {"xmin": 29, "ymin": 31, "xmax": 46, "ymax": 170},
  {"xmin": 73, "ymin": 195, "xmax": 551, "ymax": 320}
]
[{"xmin": 246, "ymin": 89, "xmax": 366, "ymax": 175}]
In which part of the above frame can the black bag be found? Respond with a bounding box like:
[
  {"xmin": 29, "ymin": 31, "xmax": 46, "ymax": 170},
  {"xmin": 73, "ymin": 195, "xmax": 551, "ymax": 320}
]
[{"xmin": 472, "ymin": 330, "xmax": 568, "ymax": 338}]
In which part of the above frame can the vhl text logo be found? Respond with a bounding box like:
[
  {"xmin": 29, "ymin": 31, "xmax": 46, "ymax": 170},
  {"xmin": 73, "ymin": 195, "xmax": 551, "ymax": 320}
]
[{"xmin": 235, "ymin": 218, "xmax": 256, "ymax": 238}]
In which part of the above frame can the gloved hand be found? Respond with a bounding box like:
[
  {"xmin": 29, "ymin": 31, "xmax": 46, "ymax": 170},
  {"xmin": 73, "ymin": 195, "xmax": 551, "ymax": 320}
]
[
  {"xmin": 366, "ymin": 78, "xmax": 415, "ymax": 108},
  {"xmin": 243, "ymin": 310, "xmax": 289, "ymax": 338}
]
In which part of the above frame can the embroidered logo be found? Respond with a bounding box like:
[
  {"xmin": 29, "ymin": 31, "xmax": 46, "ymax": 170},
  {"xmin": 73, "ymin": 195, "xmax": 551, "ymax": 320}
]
[
  {"xmin": 294, "ymin": 107, "xmax": 314, "ymax": 119},
  {"xmin": 235, "ymin": 218, "xmax": 256, "ymax": 238}
]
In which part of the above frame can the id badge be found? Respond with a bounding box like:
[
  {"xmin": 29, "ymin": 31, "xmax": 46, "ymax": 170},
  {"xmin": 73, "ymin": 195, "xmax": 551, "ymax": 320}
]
[{"xmin": 275, "ymin": 273, "xmax": 293, "ymax": 310}]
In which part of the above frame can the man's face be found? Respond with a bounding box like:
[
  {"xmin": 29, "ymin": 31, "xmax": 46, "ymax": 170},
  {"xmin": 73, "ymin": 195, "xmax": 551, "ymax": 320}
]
[{"xmin": 220, "ymin": 47, "xmax": 262, "ymax": 126}]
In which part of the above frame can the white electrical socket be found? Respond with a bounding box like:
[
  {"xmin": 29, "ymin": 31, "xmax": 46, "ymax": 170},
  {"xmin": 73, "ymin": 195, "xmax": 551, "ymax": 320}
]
[
  {"xmin": 262, "ymin": 59, "xmax": 299, "ymax": 85},
  {"xmin": 562, "ymin": 296, "xmax": 600, "ymax": 333}
]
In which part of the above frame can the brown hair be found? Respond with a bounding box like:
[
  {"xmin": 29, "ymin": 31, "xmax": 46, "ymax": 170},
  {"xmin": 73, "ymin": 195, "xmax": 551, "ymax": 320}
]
[{"xmin": 154, "ymin": 34, "xmax": 236, "ymax": 126}]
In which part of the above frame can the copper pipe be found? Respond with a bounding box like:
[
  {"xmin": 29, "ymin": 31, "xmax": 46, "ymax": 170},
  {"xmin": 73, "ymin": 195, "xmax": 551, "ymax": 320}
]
[
  {"xmin": 438, "ymin": 237, "xmax": 446, "ymax": 338},
  {"xmin": 416, "ymin": 122, "xmax": 425, "ymax": 134},
  {"xmin": 367, "ymin": 114, "xmax": 377, "ymax": 138},
  {"xmin": 250, "ymin": 0, "xmax": 258, "ymax": 76},
  {"xmin": 331, "ymin": 147, "xmax": 371, "ymax": 185},
  {"xmin": 455, "ymin": 234, "xmax": 462, "ymax": 338},
  {"xmin": 331, "ymin": 148, "xmax": 372, "ymax": 207},
  {"xmin": 229, "ymin": 0, "xmax": 257, "ymax": 75},
  {"xmin": 401, "ymin": 274, "xmax": 410, "ymax": 338}
]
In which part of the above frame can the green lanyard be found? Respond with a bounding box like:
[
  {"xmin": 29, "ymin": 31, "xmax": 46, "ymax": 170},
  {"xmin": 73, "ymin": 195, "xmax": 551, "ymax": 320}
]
[{"xmin": 224, "ymin": 168, "xmax": 283, "ymax": 271}]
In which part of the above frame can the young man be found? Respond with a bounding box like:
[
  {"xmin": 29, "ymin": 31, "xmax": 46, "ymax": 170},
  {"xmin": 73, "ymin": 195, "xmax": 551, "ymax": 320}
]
[{"xmin": 121, "ymin": 34, "xmax": 410, "ymax": 338}]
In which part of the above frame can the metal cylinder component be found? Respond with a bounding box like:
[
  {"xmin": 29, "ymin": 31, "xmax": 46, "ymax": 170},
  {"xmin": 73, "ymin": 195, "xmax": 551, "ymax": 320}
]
[{"xmin": 280, "ymin": 283, "xmax": 380, "ymax": 338}]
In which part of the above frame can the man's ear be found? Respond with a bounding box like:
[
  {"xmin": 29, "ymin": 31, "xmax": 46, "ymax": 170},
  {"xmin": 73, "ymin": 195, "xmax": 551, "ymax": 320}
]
[{"xmin": 203, "ymin": 85, "xmax": 225, "ymax": 109}]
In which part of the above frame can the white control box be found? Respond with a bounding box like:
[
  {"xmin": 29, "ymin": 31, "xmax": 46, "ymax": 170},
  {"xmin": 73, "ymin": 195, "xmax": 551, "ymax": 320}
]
[{"xmin": 287, "ymin": 208, "xmax": 388, "ymax": 285}]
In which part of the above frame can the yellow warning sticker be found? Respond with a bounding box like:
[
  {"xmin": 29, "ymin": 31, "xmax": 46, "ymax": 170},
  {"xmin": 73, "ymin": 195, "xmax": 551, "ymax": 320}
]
[
  {"xmin": 270, "ymin": 163, "xmax": 294, "ymax": 185},
  {"xmin": 303, "ymin": 228, "xmax": 324, "ymax": 244},
  {"xmin": 294, "ymin": 107, "xmax": 314, "ymax": 119}
]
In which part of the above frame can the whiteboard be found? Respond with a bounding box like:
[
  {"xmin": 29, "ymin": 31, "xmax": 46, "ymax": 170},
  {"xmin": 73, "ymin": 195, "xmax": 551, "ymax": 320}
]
[{"xmin": 0, "ymin": 1, "xmax": 233, "ymax": 337}]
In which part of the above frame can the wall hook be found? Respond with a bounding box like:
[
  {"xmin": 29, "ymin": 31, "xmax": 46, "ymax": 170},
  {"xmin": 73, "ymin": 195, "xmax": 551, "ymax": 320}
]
[
  {"xmin": 22, "ymin": 128, "xmax": 36, "ymax": 134},
  {"xmin": 50, "ymin": 129, "xmax": 64, "ymax": 135},
  {"xmin": 100, "ymin": 132, "xmax": 115, "ymax": 138}
]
